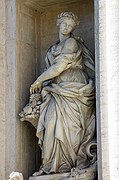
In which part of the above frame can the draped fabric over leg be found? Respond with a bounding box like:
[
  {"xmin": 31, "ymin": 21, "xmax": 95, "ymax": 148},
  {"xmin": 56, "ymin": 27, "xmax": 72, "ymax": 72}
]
[{"xmin": 36, "ymin": 81, "xmax": 95, "ymax": 173}]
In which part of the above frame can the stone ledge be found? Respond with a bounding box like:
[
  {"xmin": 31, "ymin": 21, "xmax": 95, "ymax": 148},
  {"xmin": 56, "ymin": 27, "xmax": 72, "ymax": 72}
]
[
  {"xmin": 29, "ymin": 171, "xmax": 96, "ymax": 180},
  {"xmin": 29, "ymin": 173, "xmax": 74, "ymax": 180}
]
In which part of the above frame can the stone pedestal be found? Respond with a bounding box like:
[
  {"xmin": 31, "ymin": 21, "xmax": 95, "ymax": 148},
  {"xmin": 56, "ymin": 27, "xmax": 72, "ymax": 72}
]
[
  {"xmin": 29, "ymin": 170, "xmax": 96, "ymax": 180},
  {"xmin": 29, "ymin": 173, "xmax": 71, "ymax": 180}
]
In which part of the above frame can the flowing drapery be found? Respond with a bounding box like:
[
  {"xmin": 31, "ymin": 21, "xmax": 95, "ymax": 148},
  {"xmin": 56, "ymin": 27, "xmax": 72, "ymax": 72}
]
[{"xmin": 36, "ymin": 37, "xmax": 95, "ymax": 173}]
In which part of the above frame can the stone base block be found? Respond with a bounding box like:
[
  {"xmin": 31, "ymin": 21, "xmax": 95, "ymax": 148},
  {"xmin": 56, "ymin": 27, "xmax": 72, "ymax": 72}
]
[
  {"xmin": 29, "ymin": 171, "xmax": 96, "ymax": 180},
  {"xmin": 29, "ymin": 173, "xmax": 72, "ymax": 180},
  {"xmin": 29, "ymin": 163, "xmax": 97, "ymax": 180}
]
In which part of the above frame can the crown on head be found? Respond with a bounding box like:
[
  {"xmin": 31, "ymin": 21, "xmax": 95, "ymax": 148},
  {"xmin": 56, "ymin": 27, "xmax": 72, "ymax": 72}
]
[{"xmin": 57, "ymin": 12, "xmax": 80, "ymax": 26}]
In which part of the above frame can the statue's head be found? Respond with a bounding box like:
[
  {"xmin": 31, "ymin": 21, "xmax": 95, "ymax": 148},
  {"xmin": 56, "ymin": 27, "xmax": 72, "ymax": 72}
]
[{"xmin": 57, "ymin": 12, "xmax": 79, "ymax": 35}]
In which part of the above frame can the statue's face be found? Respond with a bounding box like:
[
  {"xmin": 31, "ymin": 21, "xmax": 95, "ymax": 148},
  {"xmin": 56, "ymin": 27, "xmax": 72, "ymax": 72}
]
[{"xmin": 59, "ymin": 18, "xmax": 75, "ymax": 35}]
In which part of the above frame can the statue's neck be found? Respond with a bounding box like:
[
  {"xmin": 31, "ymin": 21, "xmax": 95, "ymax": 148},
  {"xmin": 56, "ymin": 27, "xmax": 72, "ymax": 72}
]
[{"xmin": 59, "ymin": 33, "xmax": 70, "ymax": 43}]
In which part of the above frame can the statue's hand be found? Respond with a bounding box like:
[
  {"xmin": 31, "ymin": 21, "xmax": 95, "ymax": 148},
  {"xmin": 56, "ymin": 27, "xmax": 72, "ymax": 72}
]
[{"xmin": 30, "ymin": 81, "xmax": 42, "ymax": 94}]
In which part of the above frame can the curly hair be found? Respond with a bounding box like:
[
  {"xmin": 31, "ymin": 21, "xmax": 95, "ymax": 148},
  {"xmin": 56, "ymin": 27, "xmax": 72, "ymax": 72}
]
[{"xmin": 57, "ymin": 12, "xmax": 80, "ymax": 27}]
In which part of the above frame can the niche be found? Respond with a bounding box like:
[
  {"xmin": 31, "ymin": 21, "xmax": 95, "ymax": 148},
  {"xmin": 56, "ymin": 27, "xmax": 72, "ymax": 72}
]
[{"xmin": 17, "ymin": 0, "xmax": 94, "ymax": 179}]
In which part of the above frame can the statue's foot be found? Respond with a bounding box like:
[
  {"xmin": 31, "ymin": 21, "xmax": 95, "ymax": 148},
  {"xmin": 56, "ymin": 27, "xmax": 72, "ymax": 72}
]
[{"xmin": 32, "ymin": 169, "xmax": 44, "ymax": 177}]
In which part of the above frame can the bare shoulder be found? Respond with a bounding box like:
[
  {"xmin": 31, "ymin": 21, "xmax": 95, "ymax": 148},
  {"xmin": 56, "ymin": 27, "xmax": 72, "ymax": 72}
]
[{"xmin": 62, "ymin": 37, "xmax": 78, "ymax": 53}]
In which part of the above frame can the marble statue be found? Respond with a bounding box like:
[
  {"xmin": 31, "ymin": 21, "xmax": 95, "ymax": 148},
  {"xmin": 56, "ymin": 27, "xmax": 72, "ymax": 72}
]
[
  {"xmin": 20, "ymin": 12, "xmax": 96, "ymax": 179},
  {"xmin": 8, "ymin": 172, "xmax": 23, "ymax": 180}
]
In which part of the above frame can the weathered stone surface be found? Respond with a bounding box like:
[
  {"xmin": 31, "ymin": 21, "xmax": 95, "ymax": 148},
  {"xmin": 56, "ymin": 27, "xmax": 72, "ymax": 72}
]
[
  {"xmin": 106, "ymin": 1, "xmax": 119, "ymax": 179},
  {"xmin": 0, "ymin": 0, "xmax": 6, "ymax": 179},
  {"xmin": 24, "ymin": 0, "xmax": 80, "ymax": 10},
  {"xmin": 94, "ymin": 1, "xmax": 109, "ymax": 179},
  {"xmin": 29, "ymin": 169, "xmax": 96, "ymax": 180},
  {"xmin": 95, "ymin": 0, "xmax": 119, "ymax": 179},
  {"xmin": 29, "ymin": 173, "xmax": 71, "ymax": 180}
]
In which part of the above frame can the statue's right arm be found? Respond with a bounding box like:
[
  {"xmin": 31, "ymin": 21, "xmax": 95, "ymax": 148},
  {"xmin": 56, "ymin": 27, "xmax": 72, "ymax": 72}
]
[
  {"xmin": 34, "ymin": 60, "xmax": 69, "ymax": 84},
  {"xmin": 30, "ymin": 38, "xmax": 79, "ymax": 94},
  {"xmin": 30, "ymin": 60, "xmax": 69, "ymax": 94},
  {"xmin": 35, "ymin": 38, "xmax": 79, "ymax": 84}
]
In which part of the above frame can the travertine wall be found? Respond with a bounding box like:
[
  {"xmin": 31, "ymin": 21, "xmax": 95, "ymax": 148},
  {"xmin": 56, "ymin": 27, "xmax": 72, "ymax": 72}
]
[
  {"xmin": 15, "ymin": 1, "xmax": 41, "ymax": 179},
  {"xmin": 0, "ymin": 0, "xmax": 6, "ymax": 179},
  {"xmin": 95, "ymin": 0, "xmax": 119, "ymax": 179},
  {"xmin": 0, "ymin": 0, "xmax": 40, "ymax": 179},
  {"xmin": 95, "ymin": 1, "xmax": 109, "ymax": 179}
]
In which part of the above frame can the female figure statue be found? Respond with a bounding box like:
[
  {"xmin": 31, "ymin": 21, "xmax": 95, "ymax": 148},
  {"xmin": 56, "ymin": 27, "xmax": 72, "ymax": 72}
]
[{"xmin": 30, "ymin": 12, "xmax": 95, "ymax": 176}]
